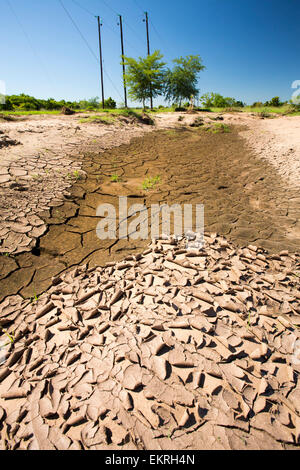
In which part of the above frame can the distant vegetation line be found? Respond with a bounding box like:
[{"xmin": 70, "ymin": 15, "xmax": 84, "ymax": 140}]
[
  {"xmin": 0, "ymin": 94, "xmax": 117, "ymax": 112},
  {"xmin": 0, "ymin": 93, "xmax": 299, "ymax": 116}
]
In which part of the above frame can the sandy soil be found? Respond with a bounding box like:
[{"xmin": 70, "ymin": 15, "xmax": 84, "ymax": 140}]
[{"xmin": 239, "ymin": 115, "xmax": 300, "ymax": 189}]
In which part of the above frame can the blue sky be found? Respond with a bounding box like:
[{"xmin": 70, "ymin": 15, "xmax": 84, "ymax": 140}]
[{"xmin": 1, "ymin": 0, "xmax": 299, "ymax": 106}]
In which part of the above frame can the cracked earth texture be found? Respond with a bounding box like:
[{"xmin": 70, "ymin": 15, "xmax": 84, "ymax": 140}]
[
  {"xmin": 0, "ymin": 125, "xmax": 299, "ymax": 301},
  {"xmin": 0, "ymin": 234, "xmax": 299, "ymax": 450},
  {"xmin": 0, "ymin": 113, "xmax": 300, "ymax": 450}
]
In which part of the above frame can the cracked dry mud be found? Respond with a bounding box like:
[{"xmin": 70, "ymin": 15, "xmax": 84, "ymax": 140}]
[
  {"xmin": 0, "ymin": 235, "xmax": 299, "ymax": 450},
  {"xmin": 0, "ymin": 125, "xmax": 299, "ymax": 301},
  {"xmin": 0, "ymin": 116, "xmax": 300, "ymax": 451}
]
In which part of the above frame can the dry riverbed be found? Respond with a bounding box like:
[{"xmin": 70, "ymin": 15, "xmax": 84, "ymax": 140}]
[{"xmin": 0, "ymin": 110, "xmax": 299, "ymax": 450}]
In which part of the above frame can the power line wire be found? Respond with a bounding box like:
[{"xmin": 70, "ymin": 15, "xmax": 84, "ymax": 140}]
[
  {"xmin": 131, "ymin": 1, "xmax": 176, "ymax": 58},
  {"xmin": 58, "ymin": 0, "xmax": 123, "ymax": 101},
  {"xmin": 70, "ymin": 1, "xmax": 144, "ymax": 58},
  {"xmin": 73, "ymin": 0, "xmax": 143, "ymax": 55},
  {"xmin": 98, "ymin": 0, "xmax": 119, "ymax": 16},
  {"xmin": 102, "ymin": 21, "xmax": 140, "ymax": 56},
  {"xmin": 98, "ymin": 0, "xmax": 145, "ymax": 49},
  {"xmin": 132, "ymin": 0, "xmax": 144, "ymax": 13},
  {"xmin": 103, "ymin": 67, "xmax": 123, "ymax": 101},
  {"xmin": 122, "ymin": 18, "xmax": 145, "ymax": 47},
  {"xmin": 149, "ymin": 18, "xmax": 171, "ymax": 54},
  {"xmin": 59, "ymin": 0, "xmax": 99, "ymax": 62},
  {"xmin": 71, "ymin": 0, "xmax": 95, "ymax": 17},
  {"xmin": 6, "ymin": 0, "xmax": 53, "ymax": 85}
]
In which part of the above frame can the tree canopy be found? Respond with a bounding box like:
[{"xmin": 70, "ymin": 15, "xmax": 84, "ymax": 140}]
[
  {"xmin": 200, "ymin": 92, "xmax": 244, "ymax": 108},
  {"xmin": 164, "ymin": 55, "xmax": 205, "ymax": 105},
  {"xmin": 123, "ymin": 51, "xmax": 166, "ymax": 109}
]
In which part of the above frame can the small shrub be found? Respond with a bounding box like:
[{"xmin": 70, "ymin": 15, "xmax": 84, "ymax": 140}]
[
  {"xmin": 80, "ymin": 115, "xmax": 115, "ymax": 124},
  {"xmin": 264, "ymin": 97, "xmax": 282, "ymax": 107},
  {"xmin": 73, "ymin": 170, "xmax": 82, "ymax": 181},
  {"xmin": 190, "ymin": 117, "xmax": 204, "ymax": 127},
  {"xmin": 257, "ymin": 111, "xmax": 271, "ymax": 119},
  {"xmin": 251, "ymin": 102, "xmax": 263, "ymax": 108}
]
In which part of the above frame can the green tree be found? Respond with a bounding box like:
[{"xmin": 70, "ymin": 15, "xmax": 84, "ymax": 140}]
[
  {"xmin": 200, "ymin": 92, "xmax": 215, "ymax": 108},
  {"xmin": 123, "ymin": 51, "xmax": 166, "ymax": 109},
  {"xmin": 0, "ymin": 97, "xmax": 13, "ymax": 111},
  {"xmin": 200, "ymin": 92, "xmax": 243, "ymax": 108},
  {"xmin": 164, "ymin": 55, "xmax": 205, "ymax": 106},
  {"xmin": 104, "ymin": 97, "xmax": 117, "ymax": 109},
  {"xmin": 265, "ymin": 96, "xmax": 282, "ymax": 107},
  {"xmin": 200, "ymin": 92, "xmax": 226, "ymax": 108},
  {"xmin": 213, "ymin": 93, "xmax": 229, "ymax": 107}
]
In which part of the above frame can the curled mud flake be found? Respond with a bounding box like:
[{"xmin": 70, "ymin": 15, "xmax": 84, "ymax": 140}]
[
  {"xmin": 201, "ymin": 373, "xmax": 223, "ymax": 396},
  {"xmin": 123, "ymin": 364, "xmax": 143, "ymax": 391},
  {"xmin": 66, "ymin": 414, "xmax": 87, "ymax": 428},
  {"xmin": 250, "ymin": 343, "xmax": 269, "ymax": 361},
  {"xmin": 119, "ymin": 390, "xmax": 134, "ymax": 411},
  {"xmin": 35, "ymin": 302, "xmax": 55, "ymax": 320},
  {"xmin": 151, "ymin": 356, "xmax": 168, "ymax": 381},
  {"xmin": 0, "ymin": 406, "xmax": 6, "ymax": 425},
  {"xmin": 73, "ymin": 382, "xmax": 93, "ymax": 400},
  {"xmin": 39, "ymin": 397, "xmax": 56, "ymax": 419},
  {"xmin": 6, "ymin": 347, "xmax": 26, "ymax": 367}
]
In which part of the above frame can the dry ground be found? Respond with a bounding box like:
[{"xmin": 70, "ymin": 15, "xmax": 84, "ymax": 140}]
[
  {"xmin": 0, "ymin": 111, "xmax": 299, "ymax": 450},
  {"xmin": 0, "ymin": 112, "xmax": 299, "ymax": 300}
]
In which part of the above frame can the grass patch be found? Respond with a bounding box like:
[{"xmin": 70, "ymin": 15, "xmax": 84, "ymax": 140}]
[
  {"xmin": 31, "ymin": 173, "xmax": 43, "ymax": 181},
  {"xmin": 2, "ymin": 104, "xmax": 300, "ymax": 118},
  {"xmin": 190, "ymin": 117, "xmax": 204, "ymax": 127},
  {"xmin": 30, "ymin": 292, "xmax": 40, "ymax": 304},
  {"xmin": 0, "ymin": 110, "xmax": 61, "ymax": 116},
  {"xmin": 111, "ymin": 174, "xmax": 121, "ymax": 183},
  {"xmin": 66, "ymin": 170, "xmax": 84, "ymax": 181},
  {"xmin": 257, "ymin": 111, "xmax": 272, "ymax": 119},
  {"xmin": 79, "ymin": 114, "xmax": 116, "ymax": 124},
  {"xmin": 142, "ymin": 175, "xmax": 161, "ymax": 191},
  {"xmin": 79, "ymin": 109, "xmax": 149, "ymax": 125},
  {"xmin": 0, "ymin": 327, "xmax": 15, "ymax": 346},
  {"xmin": 73, "ymin": 170, "xmax": 83, "ymax": 181},
  {"xmin": 165, "ymin": 130, "xmax": 178, "ymax": 136},
  {"xmin": 209, "ymin": 104, "xmax": 300, "ymax": 116},
  {"xmin": 207, "ymin": 123, "xmax": 231, "ymax": 133}
]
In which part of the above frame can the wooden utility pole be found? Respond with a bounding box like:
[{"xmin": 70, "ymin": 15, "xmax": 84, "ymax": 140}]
[
  {"xmin": 145, "ymin": 12, "xmax": 150, "ymax": 56},
  {"xmin": 96, "ymin": 16, "xmax": 105, "ymax": 109},
  {"xmin": 143, "ymin": 11, "xmax": 153, "ymax": 110},
  {"xmin": 118, "ymin": 15, "xmax": 128, "ymax": 108}
]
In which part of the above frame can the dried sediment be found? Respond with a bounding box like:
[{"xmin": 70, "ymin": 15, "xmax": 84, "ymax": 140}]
[
  {"xmin": 0, "ymin": 234, "xmax": 299, "ymax": 450},
  {"xmin": 1, "ymin": 124, "xmax": 300, "ymax": 301},
  {"xmin": 0, "ymin": 116, "xmax": 154, "ymax": 255}
]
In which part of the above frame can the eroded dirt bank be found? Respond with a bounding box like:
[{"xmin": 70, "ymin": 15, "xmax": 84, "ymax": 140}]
[{"xmin": 1, "ymin": 125, "xmax": 300, "ymax": 301}]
